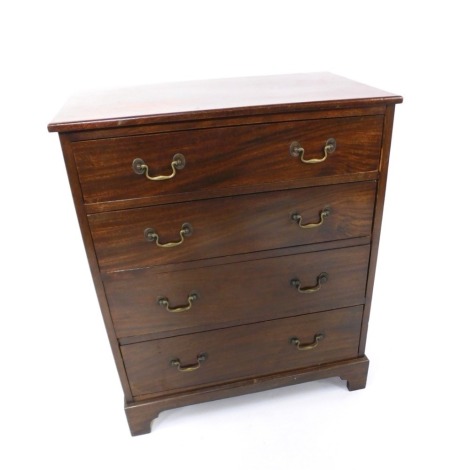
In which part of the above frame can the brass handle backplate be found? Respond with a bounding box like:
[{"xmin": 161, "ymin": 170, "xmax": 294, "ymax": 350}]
[
  {"xmin": 290, "ymin": 334, "xmax": 325, "ymax": 351},
  {"xmin": 290, "ymin": 138, "xmax": 336, "ymax": 164},
  {"xmin": 291, "ymin": 208, "xmax": 330, "ymax": 229},
  {"xmin": 144, "ymin": 223, "xmax": 193, "ymax": 248},
  {"xmin": 170, "ymin": 353, "xmax": 207, "ymax": 372},
  {"xmin": 158, "ymin": 293, "xmax": 198, "ymax": 313},
  {"xmin": 291, "ymin": 272, "xmax": 328, "ymax": 293},
  {"xmin": 132, "ymin": 153, "xmax": 185, "ymax": 181}
]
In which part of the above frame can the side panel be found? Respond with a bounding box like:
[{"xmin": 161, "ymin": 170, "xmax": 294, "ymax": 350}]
[
  {"xmin": 58, "ymin": 134, "xmax": 133, "ymax": 400},
  {"xmin": 359, "ymin": 105, "xmax": 396, "ymax": 355}
]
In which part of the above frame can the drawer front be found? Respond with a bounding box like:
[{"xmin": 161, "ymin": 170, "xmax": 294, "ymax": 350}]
[
  {"xmin": 74, "ymin": 116, "xmax": 383, "ymax": 204},
  {"xmin": 121, "ymin": 306, "xmax": 363, "ymax": 397},
  {"xmin": 90, "ymin": 181, "xmax": 376, "ymax": 272},
  {"xmin": 105, "ymin": 244, "xmax": 370, "ymax": 338}
]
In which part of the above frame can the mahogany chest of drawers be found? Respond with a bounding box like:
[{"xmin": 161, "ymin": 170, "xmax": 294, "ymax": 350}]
[{"xmin": 48, "ymin": 73, "xmax": 402, "ymax": 435}]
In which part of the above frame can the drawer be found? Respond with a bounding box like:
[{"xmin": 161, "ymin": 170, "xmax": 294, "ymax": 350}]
[
  {"xmin": 104, "ymin": 244, "xmax": 370, "ymax": 338},
  {"xmin": 121, "ymin": 306, "xmax": 363, "ymax": 397},
  {"xmin": 74, "ymin": 116, "xmax": 383, "ymax": 205},
  {"xmin": 90, "ymin": 181, "xmax": 376, "ymax": 271}
]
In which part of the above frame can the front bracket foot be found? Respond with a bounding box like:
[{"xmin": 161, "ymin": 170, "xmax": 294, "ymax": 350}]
[
  {"xmin": 125, "ymin": 401, "xmax": 161, "ymax": 436},
  {"xmin": 341, "ymin": 356, "xmax": 369, "ymax": 391}
]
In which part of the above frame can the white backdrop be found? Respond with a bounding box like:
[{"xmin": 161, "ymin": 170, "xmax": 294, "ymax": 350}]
[{"xmin": 1, "ymin": 1, "xmax": 465, "ymax": 468}]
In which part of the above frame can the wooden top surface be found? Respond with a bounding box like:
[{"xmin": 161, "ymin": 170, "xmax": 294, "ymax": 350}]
[{"xmin": 48, "ymin": 73, "xmax": 402, "ymax": 132}]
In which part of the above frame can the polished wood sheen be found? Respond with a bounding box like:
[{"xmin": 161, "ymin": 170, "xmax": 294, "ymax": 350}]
[
  {"xmin": 104, "ymin": 244, "xmax": 370, "ymax": 339},
  {"xmin": 74, "ymin": 116, "xmax": 383, "ymax": 206},
  {"xmin": 122, "ymin": 306, "xmax": 363, "ymax": 398},
  {"xmin": 48, "ymin": 73, "xmax": 401, "ymax": 132},
  {"xmin": 48, "ymin": 73, "xmax": 402, "ymax": 436},
  {"xmin": 90, "ymin": 181, "xmax": 376, "ymax": 271}
]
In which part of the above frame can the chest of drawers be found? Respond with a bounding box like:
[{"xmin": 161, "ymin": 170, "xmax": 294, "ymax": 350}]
[{"xmin": 48, "ymin": 73, "xmax": 402, "ymax": 436}]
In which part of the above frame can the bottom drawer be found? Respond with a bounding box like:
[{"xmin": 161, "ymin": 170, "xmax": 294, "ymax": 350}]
[{"xmin": 122, "ymin": 306, "xmax": 363, "ymax": 398}]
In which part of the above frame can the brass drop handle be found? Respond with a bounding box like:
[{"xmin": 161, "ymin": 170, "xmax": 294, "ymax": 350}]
[
  {"xmin": 158, "ymin": 293, "xmax": 198, "ymax": 313},
  {"xmin": 290, "ymin": 334, "xmax": 325, "ymax": 351},
  {"xmin": 291, "ymin": 208, "xmax": 330, "ymax": 229},
  {"xmin": 291, "ymin": 272, "xmax": 328, "ymax": 293},
  {"xmin": 144, "ymin": 223, "xmax": 193, "ymax": 248},
  {"xmin": 170, "ymin": 353, "xmax": 207, "ymax": 372},
  {"xmin": 290, "ymin": 138, "xmax": 336, "ymax": 164},
  {"xmin": 132, "ymin": 153, "xmax": 185, "ymax": 181}
]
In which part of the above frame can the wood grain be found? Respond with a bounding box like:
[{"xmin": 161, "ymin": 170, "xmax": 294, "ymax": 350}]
[
  {"xmin": 48, "ymin": 73, "xmax": 401, "ymax": 435},
  {"xmin": 121, "ymin": 306, "xmax": 363, "ymax": 398},
  {"xmin": 73, "ymin": 115, "xmax": 383, "ymax": 206},
  {"xmin": 104, "ymin": 244, "xmax": 370, "ymax": 339},
  {"xmin": 90, "ymin": 181, "xmax": 376, "ymax": 271},
  {"xmin": 57, "ymin": 135, "xmax": 133, "ymax": 400},
  {"xmin": 65, "ymin": 105, "xmax": 386, "ymax": 143},
  {"xmin": 125, "ymin": 355, "xmax": 370, "ymax": 436},
  {"xmin": 359, "ymin": 104, "xmax": 397, "ymax": 355},
  {"xmin": 48, "ymin": 72, "xmax": 402, "ymax": 132}
]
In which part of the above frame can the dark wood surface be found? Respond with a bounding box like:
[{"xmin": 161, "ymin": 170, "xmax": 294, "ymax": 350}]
[
  {"xmin": 48, "ymin": 72, "xmax": 402, "ymax": 132},
  {"xmin": 74, "ymin": 115, "xmax": 383, "ymax": 206},
  {"xmin": 121, "ymin": 306, "xmax": 363, "ymax": 398},
  {"xmin": 105, "ymin": 245, "xmax": 370, "ymax": 339},
  {"xmin": 359, "ymin": 104, "xmax": 397, "ymax": 355},
  {"xmin": 57, "ymin": 135, "xmax": 134, "ymax": 400},
  {"xmin": 65, "ymin": 105, "xmax": 386, "ymax": 143},
  {"xmin": 90, "ymin": 181, "xmax": 376, "ymax": 271},
  {"xmin": 125, "ymin": 355, "xmax": 370, "ymax": 436},
  {"xmin": 85, "ymin": 171, "xmax": 381, "ymax": 214},
  {"xmin": 49, "ymin": 73, "xmax": 401, "ymax": 435}
]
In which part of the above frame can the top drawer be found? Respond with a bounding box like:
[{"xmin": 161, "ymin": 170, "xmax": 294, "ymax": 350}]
[{"xmin": 73, "ymin": 115, "xmax": 383, "ymax": 205}]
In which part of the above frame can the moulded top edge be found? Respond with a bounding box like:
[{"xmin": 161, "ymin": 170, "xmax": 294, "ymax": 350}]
[{"xmin": 48, "ymin": 72, "xmax": 403, "ymax": 133}]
